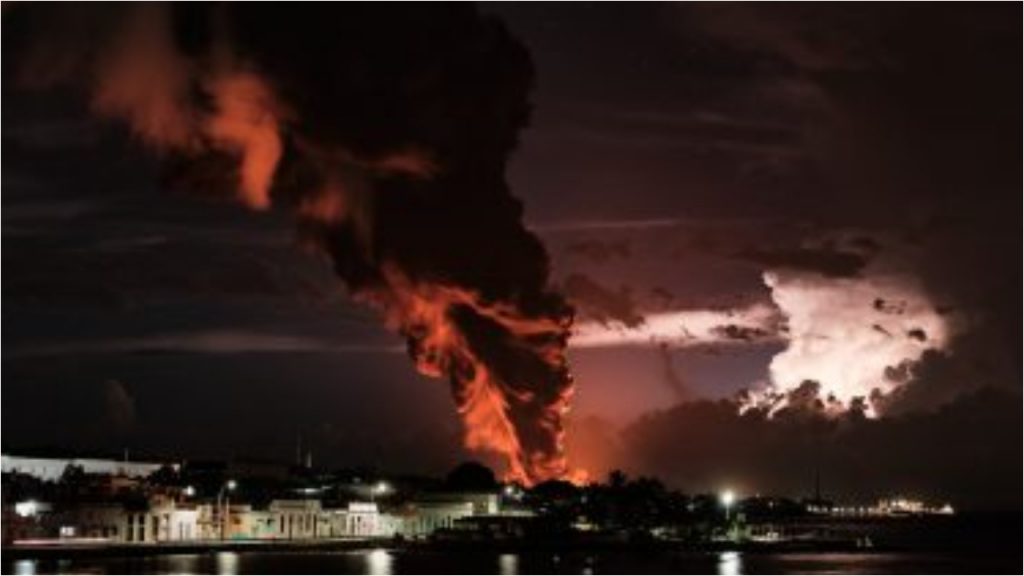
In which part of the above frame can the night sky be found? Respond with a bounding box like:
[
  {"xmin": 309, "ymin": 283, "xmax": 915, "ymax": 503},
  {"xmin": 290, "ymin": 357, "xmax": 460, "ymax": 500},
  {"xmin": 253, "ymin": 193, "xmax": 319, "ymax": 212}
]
[{"xmin": 3, "ymin": 4, "xmax": 1020, "ymax": 508}]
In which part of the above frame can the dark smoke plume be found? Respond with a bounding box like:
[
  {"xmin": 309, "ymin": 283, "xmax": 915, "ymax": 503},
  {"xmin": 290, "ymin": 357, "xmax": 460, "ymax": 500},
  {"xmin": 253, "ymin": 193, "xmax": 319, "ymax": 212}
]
[{"xmin": 8, "ymin": 3, "xmax": 579, "ymax": 484}]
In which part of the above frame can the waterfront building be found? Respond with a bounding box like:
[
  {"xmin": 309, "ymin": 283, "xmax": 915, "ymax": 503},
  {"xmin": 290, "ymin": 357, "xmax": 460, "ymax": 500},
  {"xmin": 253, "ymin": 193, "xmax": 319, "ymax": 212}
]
[
  {"xmin": 385, "ymin": 501, "xmax": 474, "ymax": 538},
  {"xmin": 268, "ymin": 499, "xmax": 324, "ymax": 540}
]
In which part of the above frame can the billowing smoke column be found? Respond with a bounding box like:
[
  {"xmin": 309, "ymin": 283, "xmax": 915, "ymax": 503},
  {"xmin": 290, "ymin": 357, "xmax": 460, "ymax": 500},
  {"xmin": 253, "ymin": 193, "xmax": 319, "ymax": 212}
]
[{"xmin": 12, "ymin": 4, "xmax": 578, "ymax": 484}]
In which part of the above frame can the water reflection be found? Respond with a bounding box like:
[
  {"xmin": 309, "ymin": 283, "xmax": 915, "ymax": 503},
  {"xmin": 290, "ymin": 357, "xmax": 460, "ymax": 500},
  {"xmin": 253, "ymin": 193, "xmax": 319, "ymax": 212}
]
[
  {"xmin": 13, "ymin": 560, "xmax": 36, "ymax": 575},
  {"xmin": 718, "ymin": 551, "xmax": 743, "ymax": 576},
  {"xmin": 216, "ymin": 551, "xmax": 240, "ymax": 575},
  {"xmin": 165, "ymin": 554, "xmax": 201, "ymax": 574},
  {"xmin": 365, "ymin": 548, "xmax": 394, "ymax": 575},
  {"xmin": 498, "ymin": 553, "xmax": 519, "ymax": 575}
]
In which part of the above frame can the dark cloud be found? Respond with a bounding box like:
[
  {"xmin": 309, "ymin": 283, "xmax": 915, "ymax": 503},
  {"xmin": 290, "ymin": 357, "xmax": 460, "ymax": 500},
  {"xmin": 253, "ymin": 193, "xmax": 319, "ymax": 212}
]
[
  {"xmin": 711, "ymin": 324, "xmax": 773, "ymax": 343},
  {"xmin": 657, "ymin": 344, "xmax": 689, "ymax": 402},
  {"xmin": 649, "ymin": 287, "xmax": 674, "ymax": 306},
  {"xmin": 565, "ymin": 239, "xmax": 632, "ymax": 264},
  {"xmin": 562, "ymin": 273, "xmax": 644, "ymax": 328},
  {"xmin": 3, "ymin": 353, "xmax": 463, "ymax": 473},
  {"xmin": 102, "ymin": 379, "xmax": 136, "ymax": 433},
  {"xmin": 738, "ymin": 246, "xmax": 868, "ymax": 279},
  {"xmin": 875, "ymin": 349, "xmax": 1002, "ymax": 417},
  {"xmin": 621, "ymin": 389, "xmax": 1021, "ymax": 510},
  {"xmin": 6, "ymin": 330, "xmax": 401, "ymax": 359}
]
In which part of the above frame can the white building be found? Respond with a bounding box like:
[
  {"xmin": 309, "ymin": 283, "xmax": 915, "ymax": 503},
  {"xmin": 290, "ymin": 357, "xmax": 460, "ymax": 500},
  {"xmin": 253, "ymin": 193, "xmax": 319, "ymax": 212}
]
[
  {"xmin": 1, "ymin": 455, "xmax": 168, "ymax": 482},
  {"xmin": 390, "ymin": 501, "xmax": 474, "ymax": 538},
  {"xmin": 268, "ymin": 499, "xmax": 323, "ymax": 540},
  {"xmin": 56, "ymin": 498, "xmax": 199, "ymax": 543},
  {"xmin": 322, "ymin": 502, "xmax": 381, "ymax": 538}
]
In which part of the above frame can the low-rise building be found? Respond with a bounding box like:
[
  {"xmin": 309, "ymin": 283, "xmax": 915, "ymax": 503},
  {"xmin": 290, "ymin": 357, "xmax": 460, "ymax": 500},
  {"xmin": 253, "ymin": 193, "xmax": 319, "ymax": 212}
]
[{"xmin": 268, "ymin": 499, "xmax": 323, "ymax": 540}]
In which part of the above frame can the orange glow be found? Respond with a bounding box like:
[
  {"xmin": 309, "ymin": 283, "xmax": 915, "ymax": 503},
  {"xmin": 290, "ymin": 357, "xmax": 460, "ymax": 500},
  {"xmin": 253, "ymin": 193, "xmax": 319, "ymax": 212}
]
[
  {"xmin": 88, "ymin": 6, "xmax": 286, "ymax": 211},
  {"xmin": 91, "ymin": 4, "xmax": 196, "ymax": 149},
  {"xmin": 204, "ymin": 72, "xmax": 284, "ymax": 210},
  {"xmin": 367, "ymin": 149, "xmax": 437, "ymax": 179},
  {"xmin": 362, "ymin": 266, "xmax": 585, "ymax": 486},
  {"xmin": 298, "ymin": 183, "xmax": 349, "ymax": 223}
]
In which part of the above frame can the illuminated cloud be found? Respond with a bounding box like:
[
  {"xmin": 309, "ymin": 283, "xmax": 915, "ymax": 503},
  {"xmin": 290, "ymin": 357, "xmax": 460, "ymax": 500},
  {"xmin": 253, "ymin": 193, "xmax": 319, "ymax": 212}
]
[
  {"xmin": 571, "ymin": 303, "xmax": 782, "ymax": 348},
  {"xmin": 747, "ymin": 270, "xmax": 953, "ymax": 416}
]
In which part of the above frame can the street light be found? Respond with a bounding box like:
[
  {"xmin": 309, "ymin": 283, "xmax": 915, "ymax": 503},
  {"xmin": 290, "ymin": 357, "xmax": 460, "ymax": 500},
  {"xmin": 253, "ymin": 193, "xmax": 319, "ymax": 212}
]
[
  {"xmin": 719, "ymin": 489, "xmax": 736, "ymax": 508},
  {"xmin": 183, "ymin": 485, "xmax": 196, "ymax": 498},
  {"xmin": 218, "ymin": 480, "xmax": 237, "ymax": 540},
  {"xmin": 719, "ymin": 489, "xmax": 737, "ymax": 533},
  {"xmin": 371, "ymin": 481, "xmax": 390, "ymax": 503}
]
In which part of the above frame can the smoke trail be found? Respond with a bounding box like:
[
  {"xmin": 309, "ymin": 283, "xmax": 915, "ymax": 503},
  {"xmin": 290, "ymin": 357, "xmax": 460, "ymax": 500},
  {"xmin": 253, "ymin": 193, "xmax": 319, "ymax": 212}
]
[
  {"xmin": 10, "ymin": 4, "xmax": 579, "ymax": 484},
  {"xmin": 657, "ymin": 343, "xmax": 690, "ymax": 402}
]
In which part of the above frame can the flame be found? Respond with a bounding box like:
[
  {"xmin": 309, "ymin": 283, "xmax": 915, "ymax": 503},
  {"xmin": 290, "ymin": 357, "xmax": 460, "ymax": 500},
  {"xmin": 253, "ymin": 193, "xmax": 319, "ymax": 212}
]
[{"xmin": 358, "ymin": 266, "xmax": 583, "ymax": 485}]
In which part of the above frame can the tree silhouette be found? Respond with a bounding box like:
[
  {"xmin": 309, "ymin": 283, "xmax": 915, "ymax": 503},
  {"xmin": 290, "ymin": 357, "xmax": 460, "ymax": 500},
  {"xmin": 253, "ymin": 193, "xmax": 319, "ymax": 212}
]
[{"xmin": 445, "ymin": 461, "xmax": 497, "ymax": 491}]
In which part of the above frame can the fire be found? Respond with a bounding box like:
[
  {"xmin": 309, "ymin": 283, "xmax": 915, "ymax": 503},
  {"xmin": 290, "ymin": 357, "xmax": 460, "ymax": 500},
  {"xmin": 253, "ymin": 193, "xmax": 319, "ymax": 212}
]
[
  {"xmin": 363, "ymin": 267, "xmax": 583, "ymax": 486},
  {"xmin": 27, "ymin": 3, "xmax": 587, "ymax": 487}
]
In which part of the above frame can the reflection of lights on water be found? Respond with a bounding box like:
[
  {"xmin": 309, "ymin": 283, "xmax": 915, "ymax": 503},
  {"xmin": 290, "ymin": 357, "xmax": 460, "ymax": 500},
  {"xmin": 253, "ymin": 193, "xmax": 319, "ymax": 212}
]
[
  {"xmin": 14, "ymin": 560, "xmax": 36, "ymax": 575},
  {"xmin": 498, "ymin": 553, "xmax": 519, "ymax": 575},
  {"xmin": 216, "ymin": 551, "xmax": 239, "ymax": 575},
  {"xmin": 718, "ymin": 551, "xmax": 742, "ymax": 576},
  {"xmin": 366, "ymin": 548, "xmax": 393, "ymax": 575},
  {"xmin": 167, "ymin": 554, "xmax": 200, "ymax": 574}
]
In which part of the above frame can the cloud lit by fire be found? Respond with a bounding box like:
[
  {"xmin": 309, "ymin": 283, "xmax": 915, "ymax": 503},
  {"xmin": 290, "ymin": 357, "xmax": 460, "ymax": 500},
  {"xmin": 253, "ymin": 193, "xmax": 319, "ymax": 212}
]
[
  {"xmin": 571, "ymin": 304, "xmax": 782, "ymax": 349},
  {"xmin": 569, "ymin": 264, "xmax": 953, "ymax": 418},
  {"xmin": 746, "ymin": 270, "xmax": 953, "ymax": 416}
]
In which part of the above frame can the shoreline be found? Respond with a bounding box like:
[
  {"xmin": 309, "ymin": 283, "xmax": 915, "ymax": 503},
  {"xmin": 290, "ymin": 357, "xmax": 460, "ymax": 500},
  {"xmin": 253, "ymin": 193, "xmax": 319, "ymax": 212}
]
[
  {"xmin": 2, "ymin": 538, "xmax": 390, "ymax": 560},
  {"xmin": 2, "ymin": 537, "xmax": 895, "ymax": 561}
]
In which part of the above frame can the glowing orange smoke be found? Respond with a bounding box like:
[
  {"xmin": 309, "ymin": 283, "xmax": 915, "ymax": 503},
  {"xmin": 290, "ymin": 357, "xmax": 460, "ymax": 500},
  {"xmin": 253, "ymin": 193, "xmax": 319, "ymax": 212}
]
[
  {"xmin": 362, "ymin": 267, "xmax": 584, "ymax": 486},
  {"xmin": 204, "ymin": 72, "xmax": 285, "ymax": 210},
  {"xmin": 87, "ymin": 6, "xmax": 286, "ymax": 211},
  {"xmin": 90, "ymin": 3, "xmax": 196, "ymax": 149}
]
